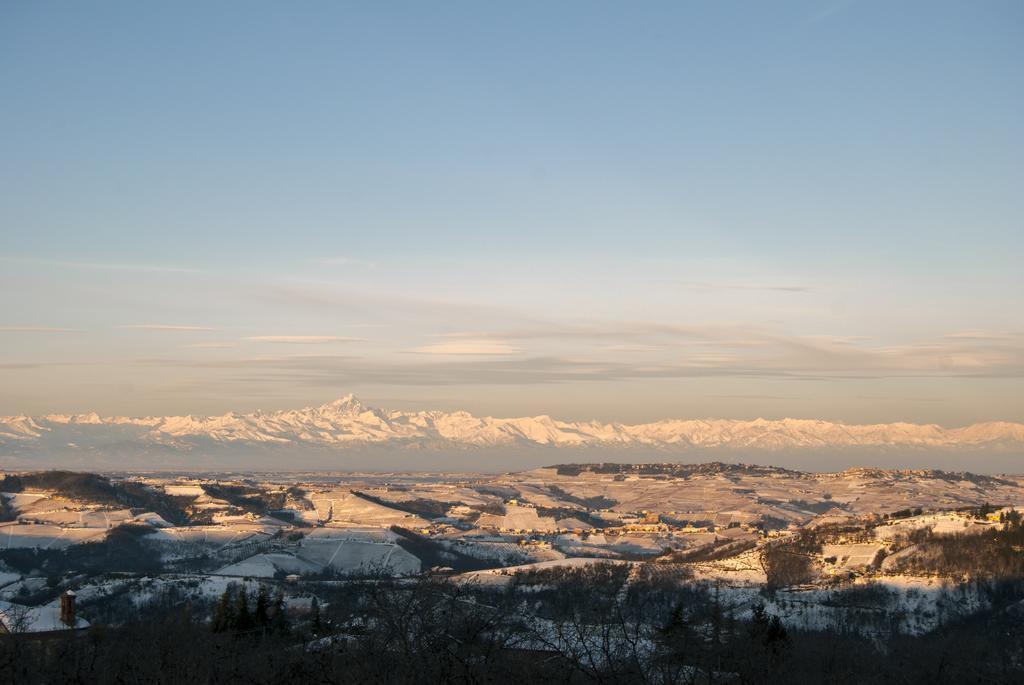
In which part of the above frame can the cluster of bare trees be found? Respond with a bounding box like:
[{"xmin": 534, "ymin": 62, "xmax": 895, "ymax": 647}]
[
  {"xmin": 760, "ymin": 548, "xmax": 816, "ymax": 589},
  {"xmin": 888, "ymin": 513, "xmax": 1024, "ymax": 579},
  {"xmin": 3, "ymin": 564, "xmax": 1022, "ymax": 683}
]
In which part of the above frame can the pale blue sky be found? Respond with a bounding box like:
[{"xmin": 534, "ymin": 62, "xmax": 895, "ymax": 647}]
[{"xmin": 1, "ymin": 1, "xmax": 1022, "ymax": 424}]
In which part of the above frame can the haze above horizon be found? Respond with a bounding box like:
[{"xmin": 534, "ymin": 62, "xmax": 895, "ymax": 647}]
[{"xmin": 2, "ymin": 1, "xmax": 1022, "ymax": 429}]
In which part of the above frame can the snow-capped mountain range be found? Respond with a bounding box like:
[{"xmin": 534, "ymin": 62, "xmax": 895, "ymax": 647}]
[{"xmin": 2, "ymin": 394, "xmax": 1022, "ymax": 454}]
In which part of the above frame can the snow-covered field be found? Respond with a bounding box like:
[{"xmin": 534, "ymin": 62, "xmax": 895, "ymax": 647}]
[
  {"xmin": 0, "ymin": 524, "xmax": 105, "ymax": 549},
  {"xmin": 296, "ymin": 528, "xmax": 420, "ymax": 575},
  {"xmin": 0, "ymin": 464, "xmax": 1018, "ymax": 640},
  {"xmin": 310, "ymin": 490, "xmax": 430, "ymax": 528},
  {"xmin": 457, "ymin": 557, "xmax": 632, "ymax": 587}
]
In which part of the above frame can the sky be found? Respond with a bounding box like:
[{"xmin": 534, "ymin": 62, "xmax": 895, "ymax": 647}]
[{"xmin": 1, "ymin": 1, "xmax": 1022, "ymax": 426}]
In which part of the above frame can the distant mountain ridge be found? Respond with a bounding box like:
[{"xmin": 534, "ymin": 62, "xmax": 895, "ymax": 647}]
[{"xmin": 2, "ymin": 394, "xmax": 1022, "ymax": 455}]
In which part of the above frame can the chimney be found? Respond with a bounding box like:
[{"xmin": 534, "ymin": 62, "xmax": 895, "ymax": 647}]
[{"xmin": 60, "ymin": 590, "xmax": 77, "ymax": 627}]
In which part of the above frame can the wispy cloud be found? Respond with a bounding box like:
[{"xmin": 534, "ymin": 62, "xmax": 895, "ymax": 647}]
[
  {"xmin": 1, "ymin": 256, "xmax": 198, "ymax": 274},
  {"xmin": 261, "ymin": 281, "xmax": 526, "ymax": 323},
  {"xmin": 185, "ymin": 342, "xmax": 237, "ymax": 349},
  {"xmin": 599, "ymin": 344, "xmax": 668, "ymax": 352},
  {"xmin": 437, "ymin": 322, "xmax": 756, "ymax": 343},
  {"xmin": 118, "ymin": 325, "xmax": 215, "ymax": 332},
  {"xmin": 134, "ymin": 355, "xmax": 824, "ymax": 392},
  {"xmin": 709, "ymin": 394, "xmax": 797, "ymax": 401},
  {"xmin": 0, "ymin": 361, "xmax": 93, "ymax": 370},
  {"xmin": 413, "ymin": 339, "xmax": 522, "ymax": 355},
  {"xmin": 0, "ymin": 326, "xmax": 81, "ymax": 333},
  {"xmin": 245, "ymin": 336, "xmax": 365, "ymax": 344},
  {"xmin": 942, "ymin": 330, "xmax": 1016, "ymax": 341},
  {"xmin": 136, "ymin": 328, "xmax": 1024, "ymax": 390},
  {"xmin": 680, "ymin": 281, "xmax": 811, "ymax": 293}
]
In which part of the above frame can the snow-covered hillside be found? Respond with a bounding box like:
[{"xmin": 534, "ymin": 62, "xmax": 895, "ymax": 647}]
[{"xmin": 1, "ymin": 395, "xmax": 1022, "ymax": 457}]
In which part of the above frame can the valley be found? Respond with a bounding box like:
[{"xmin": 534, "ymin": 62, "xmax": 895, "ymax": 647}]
[{"xmin": 1, "ymin": 463, "xmax": 1022, "ymax": 632}]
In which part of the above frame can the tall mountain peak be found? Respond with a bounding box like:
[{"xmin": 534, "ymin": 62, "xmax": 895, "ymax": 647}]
[{"xmin": 318, "ymin": 394, "xmax": 367, "ymax": 414}]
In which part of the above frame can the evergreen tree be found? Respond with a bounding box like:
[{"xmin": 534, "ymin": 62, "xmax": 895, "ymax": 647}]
[
  {"xmin": 658, "ymin": 602, "xmax": 694, "ymax": 665},
  {"xmin": 271, "ymin": 589, "xmax": 290, "ymax": 635},
  {"xmin": 235, "ymin": 588, "xmax": 253, "ymax": 632},
  {"xmin": 212, "ymin": 586, "xmax": 235, "ymax": 633},
  {"xmin": 309, "ymin": 596, "xmax": 322, "ymax": 635},
  {"xmin": 254, "ymin": 586, "xmax": 270, "ymax": 628},
  {"xmin": 767, "ymin": 615, "xmax": 788, "ymax": 647},
  {"xmin": 749, "ymin": 602, "xmax": 772, "ymax": 636},
  {"xmin": 746, "ymin": 603, "xmax": 790, "ymax": 671}
]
